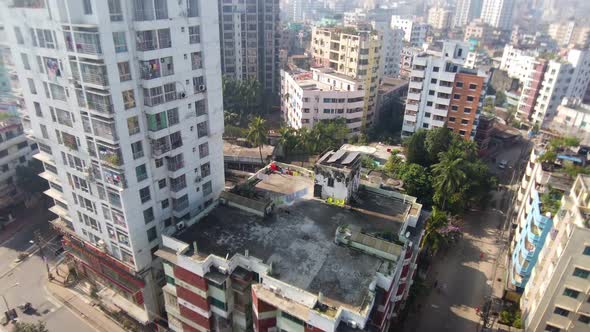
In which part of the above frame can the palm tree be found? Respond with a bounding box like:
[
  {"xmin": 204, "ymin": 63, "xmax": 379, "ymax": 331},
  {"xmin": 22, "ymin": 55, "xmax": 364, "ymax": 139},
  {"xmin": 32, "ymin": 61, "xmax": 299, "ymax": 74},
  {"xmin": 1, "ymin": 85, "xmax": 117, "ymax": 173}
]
[
  {"xmin": 420, "ymin": 208, "xmax": 449, "ymax": 254},
  {"xmin": 431, "ymin": 149, "xmax": 467, "ymax": 209},
  {"xmin": 277, "ymin": 127, "xmax": 297, "ymax": 160},
  {"xmin": 246, "ymin": 116, "xmax": 268, "ymax": 164}
]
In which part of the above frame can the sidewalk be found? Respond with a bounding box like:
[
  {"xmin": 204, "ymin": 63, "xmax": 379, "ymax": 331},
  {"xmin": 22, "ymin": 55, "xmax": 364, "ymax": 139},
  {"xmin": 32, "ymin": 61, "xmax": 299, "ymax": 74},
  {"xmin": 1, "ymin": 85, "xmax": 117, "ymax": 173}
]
[{"xmin": 45, "ymin": 265, "xmax": 126, "ymax": 332}]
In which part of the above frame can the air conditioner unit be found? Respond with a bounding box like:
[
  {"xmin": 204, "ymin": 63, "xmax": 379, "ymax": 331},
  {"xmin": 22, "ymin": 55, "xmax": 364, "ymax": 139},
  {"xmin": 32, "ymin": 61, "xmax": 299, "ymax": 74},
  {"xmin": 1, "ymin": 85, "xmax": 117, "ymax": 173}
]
[
  {"xmin": 178, "ymin": 92, "xmax": 186, "ymax": 99},
  {"xmin": 199, "ymin": 85, "xmax": 207, "ymax": 92},
  {"xmin": 218, "ymin": 266, "xmax": 228, "ymax": 274},
  {"xmin": 176, "ymin": 221, "xmax": 186, "ymax": 230}
]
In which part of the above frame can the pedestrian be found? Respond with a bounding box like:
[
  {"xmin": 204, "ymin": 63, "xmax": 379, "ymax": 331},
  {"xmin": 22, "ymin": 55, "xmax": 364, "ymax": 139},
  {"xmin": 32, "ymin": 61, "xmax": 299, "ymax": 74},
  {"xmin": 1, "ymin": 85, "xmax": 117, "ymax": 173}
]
[{"xmin": 433, "ymin": 280, "xmax": 438, "ymax": 288}]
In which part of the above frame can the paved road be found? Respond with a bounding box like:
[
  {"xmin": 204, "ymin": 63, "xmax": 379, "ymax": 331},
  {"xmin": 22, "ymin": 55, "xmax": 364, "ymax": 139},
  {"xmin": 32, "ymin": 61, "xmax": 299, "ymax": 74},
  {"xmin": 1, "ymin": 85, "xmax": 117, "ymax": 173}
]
[
  {"xmin": 0, "ymin": 203, "xmax": 95, "ymax": 332},
  {"xmin": 401, "ymin": 138, "xmax": 531, "ymax": 332}
]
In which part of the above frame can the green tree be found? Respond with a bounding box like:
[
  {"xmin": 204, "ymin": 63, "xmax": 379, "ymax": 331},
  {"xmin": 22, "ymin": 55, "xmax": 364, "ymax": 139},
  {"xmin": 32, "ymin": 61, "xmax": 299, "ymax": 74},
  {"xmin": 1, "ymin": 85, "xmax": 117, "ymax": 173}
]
[
  {"xmin": 403, "ymin": 129, "xmax": 429, "ymax": 166},
  {"xmin": 420, "ymin": 208, "xmax": 449, "ymax": 254},
  {"xmin": 277, "ymin": 127, "xmax": 298, "ymax": 159},
  {"xmin": 396, "ymin": 163, "xmax": 433, "ymax": 205},
  {"xmin": 246, "ymin": 116, "xmax": 268, "ymax": 164},
  {"xmin": 13, "ymin": 321, "xmax": 49, "ymax": 332},
  {"xmin": 431, "ymin": 149, "xmax": 467, "ymax": 210},
  {"xmin": 425, "ymin": 127, "xmax": 453, "ymax": 164},
  {"xmin": 495, "ymin": 90, "xmax": 506, "ymax": 106},
  {"xmin": 16, "ymin": 160, "xmax": 48, "ymax": 197},
  {"xmin": 222, "ymin": 76, "xmax": 262, "ymax": 125}
]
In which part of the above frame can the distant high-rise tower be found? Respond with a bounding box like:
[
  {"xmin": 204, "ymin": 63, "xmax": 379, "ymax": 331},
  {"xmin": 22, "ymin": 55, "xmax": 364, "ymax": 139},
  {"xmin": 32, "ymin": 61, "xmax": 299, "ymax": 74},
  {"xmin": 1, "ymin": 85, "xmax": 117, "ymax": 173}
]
[
  {"xmin": 453, "ymin": 0, "xmax": 483, "ymax": 28},
  {"xmin": 480, "ymin": 0, "xmax": 515, "ymax": 30},
  {"xmin": 218, "ymin": 0, "xmax": 280, "ymax": 94}
]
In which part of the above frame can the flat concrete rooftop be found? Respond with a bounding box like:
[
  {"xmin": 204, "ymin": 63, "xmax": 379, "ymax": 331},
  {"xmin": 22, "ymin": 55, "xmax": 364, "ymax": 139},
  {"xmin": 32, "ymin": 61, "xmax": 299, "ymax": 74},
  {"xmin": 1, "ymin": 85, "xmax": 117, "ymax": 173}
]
[{"xmin": 177, "ymin": 172, "xmax": 413, "ymax": 309}]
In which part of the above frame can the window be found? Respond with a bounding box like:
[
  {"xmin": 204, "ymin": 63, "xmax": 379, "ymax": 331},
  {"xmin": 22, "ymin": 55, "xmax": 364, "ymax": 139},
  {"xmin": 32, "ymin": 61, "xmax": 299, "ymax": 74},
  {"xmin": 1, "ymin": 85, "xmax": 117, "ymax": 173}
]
[
  {"xmin": 147, "ymin": 226, "xmax": 157, "ymax": 242},
  {"xmin": 136, "ymin": 164, "xmax": 148, "ymax": 182},
  {"xmin": 448, "ymin": 117, "xmax": 456, "ymax": 122},
  {"xmin": 426, "ymin": 101, "xmax": 433, "ymax": 106},
  {"xmin": 456, "ymin": 82, "xmax": 463, "ymax": 88},
  {"xmin": 127, "ymin": 116, "xmax": 140, "ymax": 136},
  {"xmin": 191, "ymin": 52, "xmax": 202, "ymax": 70},
  {"xmin": 122, "ymin": 90, "xmax": 136, "ymax": 109},
  {"xmin": 108, "ymin": 0, "xmax": 123, "ymax": 21},
  {"xmin": 143, "ymin": 207, "xmax": 154, "ymax": 224},
  {"xmin": 139, "ymin": 186, "xmax": 151, "ymax": 203},
  {"xmin": 199, "ymin": 142, "xmax": 209, "ymax": 158},
  {"xmin": 430, "ymin": 78, "xmax": 437, "ymax": 84},
  {"xmin": 461, "ymin": 119, "xmax": 469, "ymax": 125},
  {"xmin": 186, "ymin": 0, "xmax": 199, "ymax": 16},
  {"xmin": 83, "ymin": 0, "xmax": 92, "ymax": 14},
  {"xmin": 327, "ymin": 178, "xmax": 334, "ymax": 187},
  {"xmin": 459, "ymin": 130, "xmax": 466, "ymax": 135},
  {"xmin": 167, "ymin": 108, "xmax": 179, "ymax": 125},
  {"xmin": 573, "ymin": 267, "xmax": 590, "ymax": 279},
  {"xmin": 553, "ymin": 306, "xmax": 569, "ymax": 317},
  {"xmin": 27, "ymin": 79, "xmax": 37, "ymax": 95},
  {"xmin": 197, "ymin": 121, "xmax": 208, "ymax": 138},
  {"xmin": 203, "ymin": 181, "xmax": 212, "ymax": 196},
  {"xmin": 118, "ymin": 62, "xmax": 131, "ymax": 81},
  {"xmin": 466, "ymin": 96, "xmax": 475, "ymax": 102},
  {"xmin": 469, "ymin": 83, "xmax": 477, "ymax": 90},
  {"xmin": 464, "ymin": 107, "xmax": 472, "ymax": 114},
  {"xmin": 155, "ymin": 158, "xmax": 163, "ymax": 168},
  {"xmin": 14, "ymin": 27, "xmax": 24, "ymax": 44},
  {"xmin": 161, "ymin": 199, "xmax": 169, "ymax": 209},
  {"xmin": 583, "ymin": 246, "xmax": 590, "ymax": 256},
  {"xmin": 579, "ymin": 314, "xmax": 590, "ymax": 324},
  {"xmin": 113, "ymin": 32, "xmax": 127, "ymax": 53},
  {"xmin": 136, "ymin": 28, "xmax": 171, "ymax": 50},
  {"xmin": 131, "ymin": 141, "xmax": 144, "ymax": 159},
  {"xmin": 432, "ymin": 67, "xmax": 439, "ymax": 72},
  {"xmin": 189, "ymin": 26, "xmax": 201, "ymax": 44},
  {"xmin": 21, "ymin": 53, "xmax": 30, "ymax": 70},
  {"xmin": 453, "ymin": 94, "xmax": 461, "ymax": 100},
  {"xmin": 563, "ymin": 288, "xmax": 580, "ymax": 299},
  {"xmin": 425, "ymin": 112, "xmax": 431, "ymax": 118},
  {"xmin": 200, "ymin": 162, "xmax": 210, "ymax": 178},
  {"xmin": 158, "ymin": 179, "xmax": 166, "ymax": 189},
  {"xmin": 429, "ymin": 90, "xmax": 435, "ymax": 96}
]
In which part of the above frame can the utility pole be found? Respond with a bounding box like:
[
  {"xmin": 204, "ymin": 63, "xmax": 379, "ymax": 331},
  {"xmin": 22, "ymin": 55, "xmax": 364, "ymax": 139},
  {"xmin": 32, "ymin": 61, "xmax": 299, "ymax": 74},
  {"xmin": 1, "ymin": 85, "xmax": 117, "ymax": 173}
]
[{"xmin": 33, "ymin": 230, "xmax": 52, "ymax": 280}]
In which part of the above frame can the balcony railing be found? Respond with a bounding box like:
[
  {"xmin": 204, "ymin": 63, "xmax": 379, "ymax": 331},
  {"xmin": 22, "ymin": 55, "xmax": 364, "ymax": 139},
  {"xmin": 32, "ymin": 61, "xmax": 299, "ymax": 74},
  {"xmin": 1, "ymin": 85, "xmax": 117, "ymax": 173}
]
[
  {"xmin": 64, "ymin": 31, "xmax": 102, "ymax": 56},
  {"xmin": 97, "ymin": 147, "xmax": 123, "ymax": 167},
  {"xmin": 173, "ymin": 200, "xmax": 188, "ymax": 212},
  {"xmin": 167, "ymin": 160, "xmax": 184, "ymax": 172}
]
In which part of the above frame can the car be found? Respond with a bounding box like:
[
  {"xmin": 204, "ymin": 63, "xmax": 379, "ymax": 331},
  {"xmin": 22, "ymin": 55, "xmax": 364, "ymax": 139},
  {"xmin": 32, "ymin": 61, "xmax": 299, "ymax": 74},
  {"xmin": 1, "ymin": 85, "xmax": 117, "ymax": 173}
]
[{"xmin": 498, "ymin": 160, "xmax": 508, "ymax": 169}]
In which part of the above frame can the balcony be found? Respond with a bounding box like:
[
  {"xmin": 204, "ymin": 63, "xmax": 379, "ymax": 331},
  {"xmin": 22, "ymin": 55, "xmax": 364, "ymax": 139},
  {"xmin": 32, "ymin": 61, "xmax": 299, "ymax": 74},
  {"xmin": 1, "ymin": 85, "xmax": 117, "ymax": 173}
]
[
  {"xmin": 151, "ymin": 138, "xmax": 171, "ymax": 157},
  {"xmin": 407, "ymin": 92, "xmax": 420, "ymax": 102},
  {"xmin": 64, "ymin": 30, "xmax": 102, "ymax": 56},
  {"xmin": 103, "ymin": 169, "xmax": 127, "ymax": 189},
  {"xmin": 92, "ymin": 121, "xmax": 118, "ymax": 142},
  {"xmin": 409, "ymin": 81, "xmax": 422, "ymax": 90},
  {"xmin": 167, "ymin": 160, "xmax": 184, "ymax": 172},
  {"xmin": 97, "ymin": 146, "xmax": 123, "ymax": 167},
  {"xmin": 77, "ymin": 89, "xmax": 114, "ymax": 115},
  {"xmin": 71, "ymin": 62, "xmax": 109, "ymax": 87},
  {"xmin": 410, "ymin": 70, "xmax": 425, "ymax": 78},
  {"xmin": 405, "ymin": 103, "xmax": 418, "ymax": 112}
]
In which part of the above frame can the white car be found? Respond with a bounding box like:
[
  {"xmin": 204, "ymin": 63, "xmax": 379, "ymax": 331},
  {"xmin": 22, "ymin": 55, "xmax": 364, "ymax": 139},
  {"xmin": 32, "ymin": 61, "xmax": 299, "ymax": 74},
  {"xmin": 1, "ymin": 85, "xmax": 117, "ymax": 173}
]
[{"xmin": 498, "ymin": 160, "xmax": 508, "ymax": 169}]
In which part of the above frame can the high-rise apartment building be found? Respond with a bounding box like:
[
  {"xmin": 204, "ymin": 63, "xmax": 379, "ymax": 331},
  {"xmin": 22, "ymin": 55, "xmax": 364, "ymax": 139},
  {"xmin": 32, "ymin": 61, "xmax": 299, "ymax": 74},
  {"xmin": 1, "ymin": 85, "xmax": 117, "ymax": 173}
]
[
  {"xmin": 371, "ymin": 21, "xmax": 404, "ymax": 78},
  {"xmin": 520, "ymin": 174, "xmax": 590, "ymax": 331},
  {"xmin": 499, "ymin": 44, "xmax": 540, "ymax": 81},
  {"xmin": 2, "ymin": 0, "xmax": 225, "ymax": 324},
  {"xmin": 310, "ymin": 26, "xmax": 381, "ymax": 128},
  {"xmin": 509, "ymin": 140, "xmax": 579, "ymax": 292},
  {"xmin": 551, "ymin": 98, "xmax": 590, "ymax": 142},
  {"xmin": 390, "ymin": 16, "xmax": 428, "ymax": 47},
  {"xmin": 281, "ymin": 68, "xmax": 366, "ymax": 134},
  {"xmin": 156, "ymin": 149, "xmax": 424, "ymax": 332},
  {"xmin": 453, "ymin": 0, "xmax": 483, "ymax": 28},
  {"xmin": 218, "ymin": 0, "xmax": 280, "ymax": 94},
  {"xmin": 427, "ymin": 6, "xmax": 453, "ymax": 30},
  {"xmin": 548, "ymin": 20, "xmax": 590, "ymax": 48},
  {"xmin": 402, "ymin": 42, "xmax": 487, "ymax": 140},
  {"xmin": 480, "ymin": 0, "xmax": 515, "ymax": 30},
  {"xmin": 516, "ymin": 49, "xmax": 590, "ymax": 127}
]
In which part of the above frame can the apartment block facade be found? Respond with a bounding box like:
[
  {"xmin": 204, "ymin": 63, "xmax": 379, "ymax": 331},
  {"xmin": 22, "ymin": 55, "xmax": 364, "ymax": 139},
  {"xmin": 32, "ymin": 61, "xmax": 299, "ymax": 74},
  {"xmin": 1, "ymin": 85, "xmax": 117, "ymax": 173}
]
[
  {"xmin": 0, "ymin": 116, "xmax": 37, "ymax": 208},
  {"xmin": 390, "ymin": 16, "xmax": 428, "ymax": 47},
  {"xmin": 520, "ymin": 175, "xmax": 590, "ymax": 332},
  {"xmin": 2, "ymin": 0, "xmax": 225, "ymax": 324},
  {"xmin": 499, "ymin": 44, "xmax": 539, "ymax": 81},
  {"xmin": 281, "ymin": 68, "xmax": 365, "ymax": 134},
  {"xmin": 371, "ymin": 21, "xmax": 403, "ymax": 78},
  {"xmin": 310, "ymin": 26, "xmax": 381, "ymax": 128},
  {"xmin": 548, "ymin": 21, "xmax": 590, "ymax": 48},
  {"xmin": 509, "ymin": 145, "xmax": 576, "ymax": 292},
  {"xmin": 480, "ymin": 0, "xmax": 514, "ymax": 30},
  {"xmin": 453, "ymin": 0, "xmax": 483, "ymax": 28},
  {"xmin": 218, "ymin": 0, "xmax": 280, "ymax": 94},
  {"xmin": 516, "ymin": 49, "xmax": 590, "ymax": 127},
  {"xmin": 402, "ymin": 42, "xmax": 487, "ymax": 140},
  {"xmin": 427, "ymin": 6, "xmax": 452, "ymax": 30}
]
